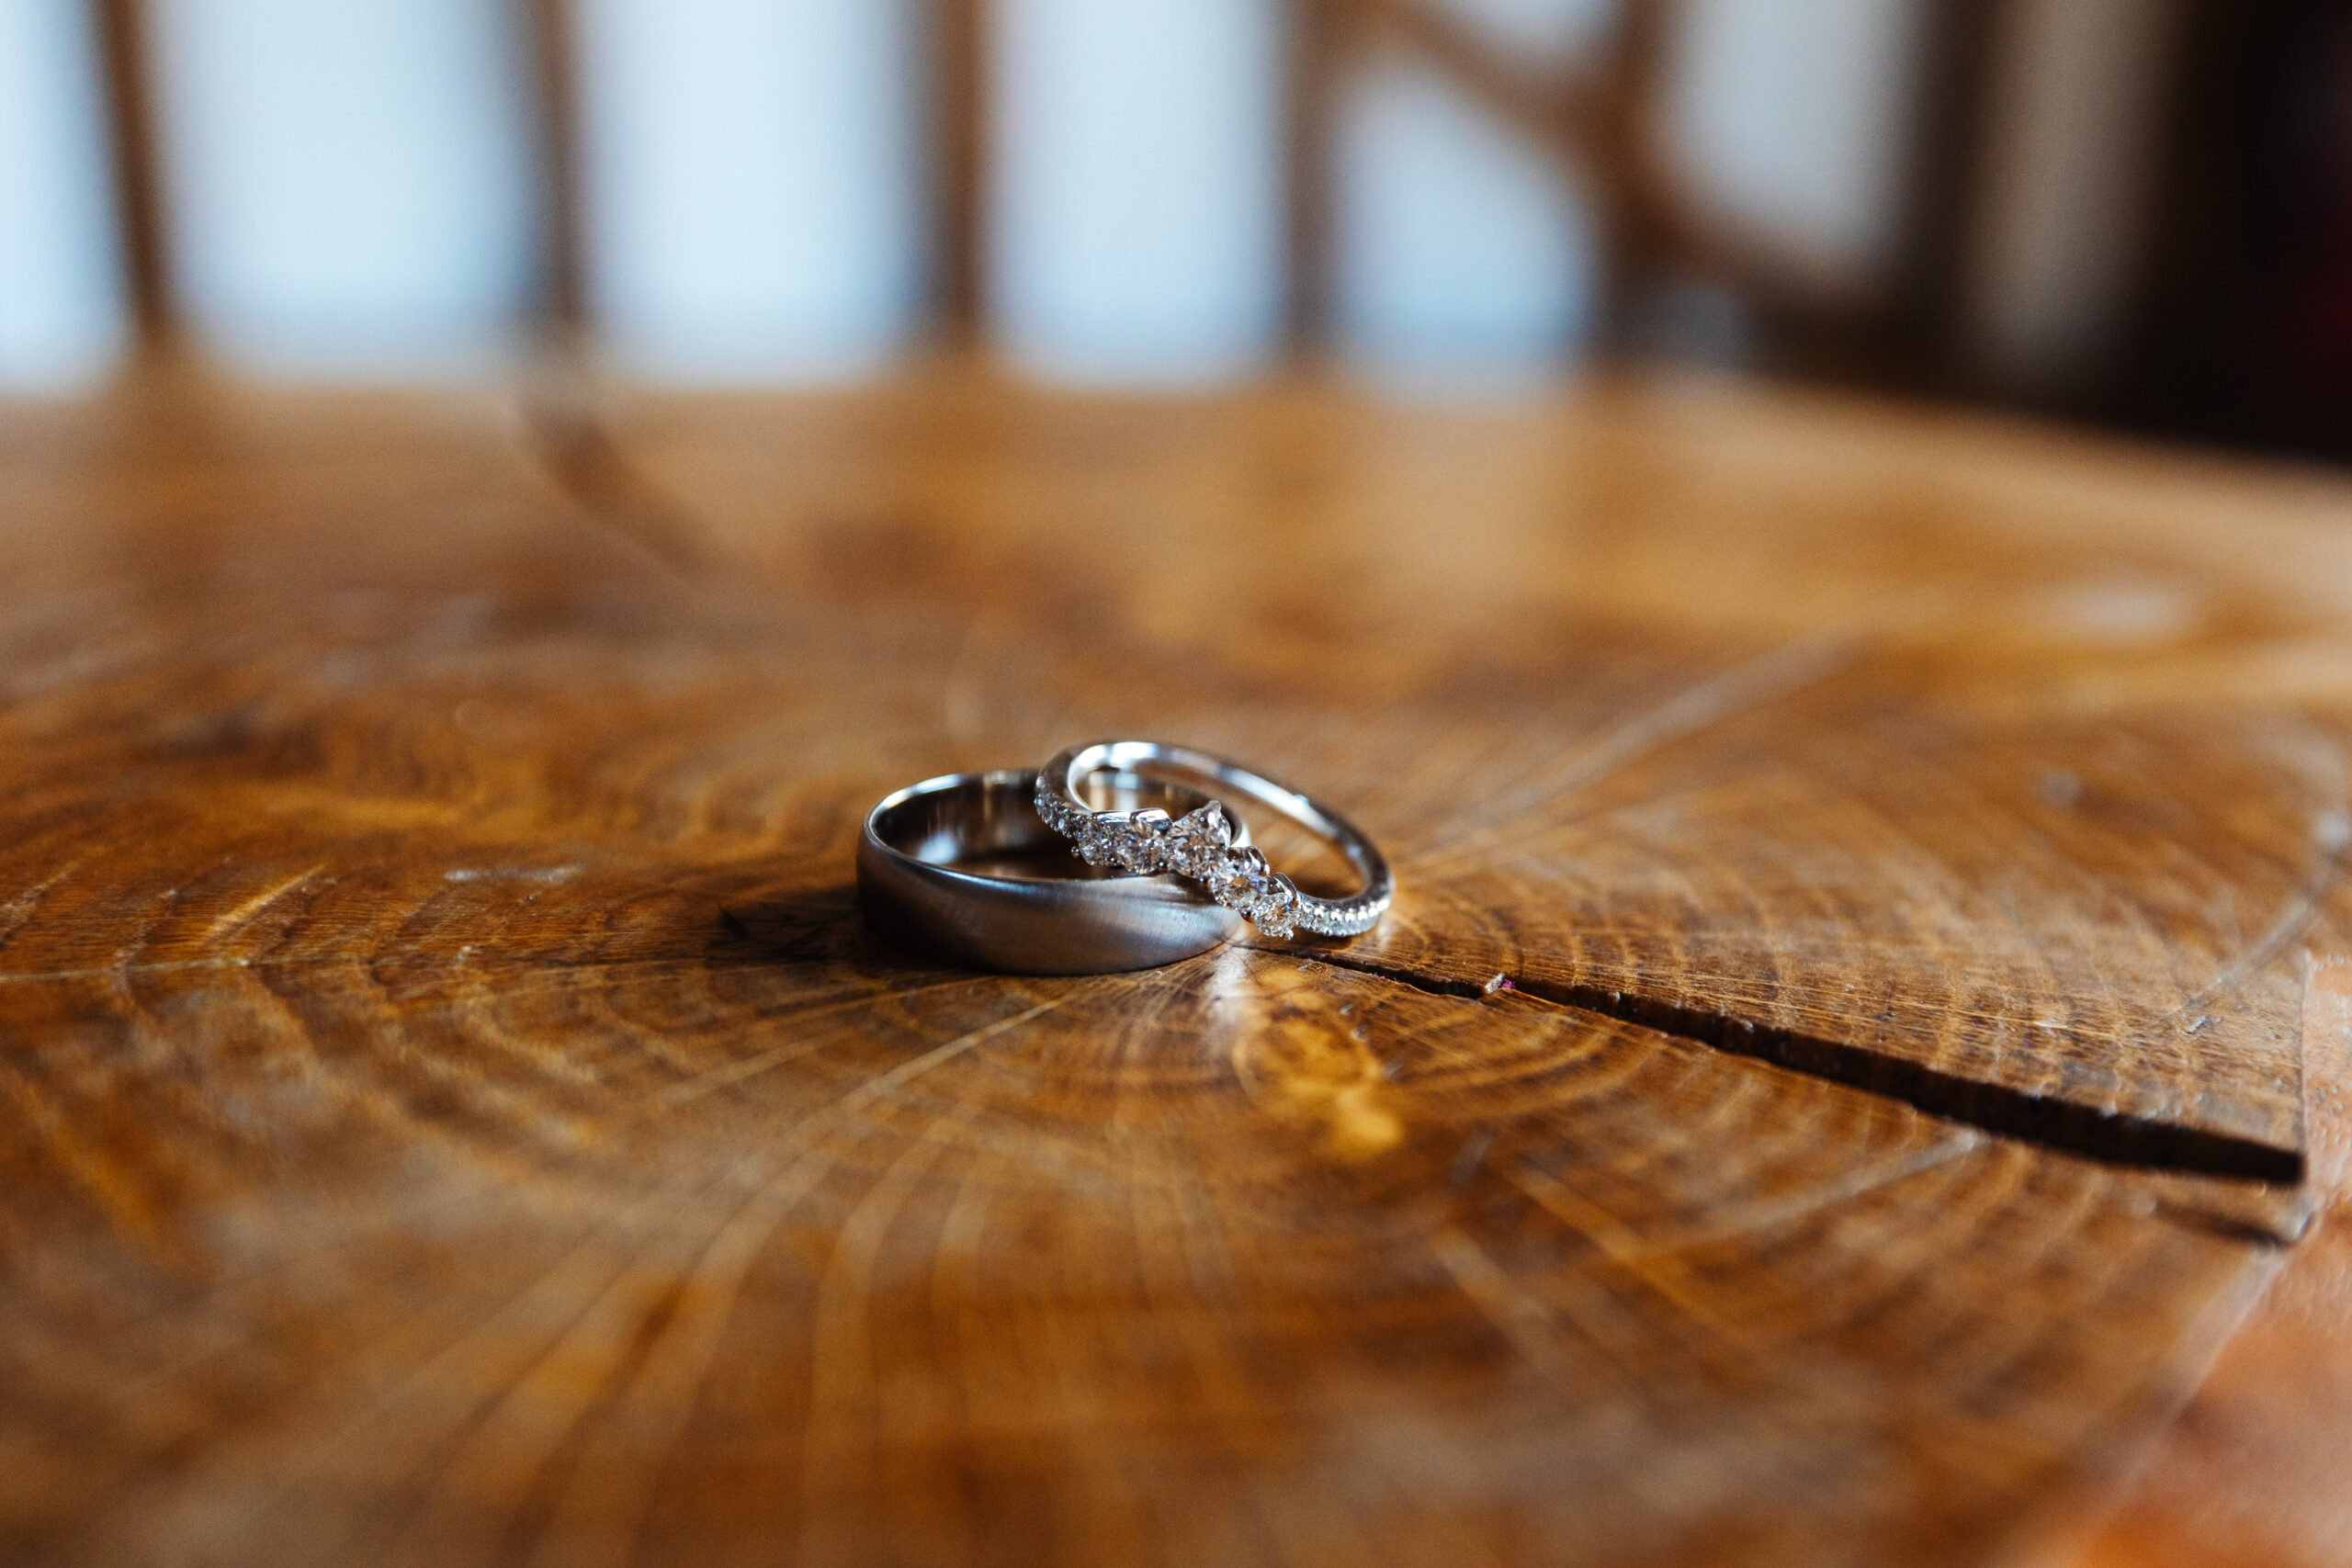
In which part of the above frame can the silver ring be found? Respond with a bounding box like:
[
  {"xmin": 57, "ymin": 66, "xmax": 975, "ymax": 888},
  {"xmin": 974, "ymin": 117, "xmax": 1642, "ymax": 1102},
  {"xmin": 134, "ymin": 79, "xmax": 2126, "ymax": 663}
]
[
  {"xmin": 857, "ymin": 769, "xmax": 1247, "ymax": 975},
  {"xmin": 1034, "ymin": 741, "xmax": 1393, "ymax": 939}
]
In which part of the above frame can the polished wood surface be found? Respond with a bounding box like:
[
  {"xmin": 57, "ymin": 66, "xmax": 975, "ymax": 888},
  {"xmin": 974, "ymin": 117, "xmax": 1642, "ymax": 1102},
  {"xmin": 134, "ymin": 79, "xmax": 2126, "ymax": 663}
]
[
  {"xmin": 0, "ymin": 370, "xmax": 2344, "ymax": 1566},
  {"xmin": 2067, "ymin": 957, "xmax": 2352, "ymax": 1568}
]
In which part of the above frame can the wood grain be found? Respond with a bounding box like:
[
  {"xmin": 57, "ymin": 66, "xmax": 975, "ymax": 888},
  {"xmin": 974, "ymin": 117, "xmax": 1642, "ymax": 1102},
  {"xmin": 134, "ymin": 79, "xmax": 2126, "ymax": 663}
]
[
  {"xmin": 2054, "ymin": 954, "xmax": 2352, "ymax": 1568},
  {"xmin": 601, "ymin": 378, "xmax": 2350, "ymax": 1173},
  {"xmin": 0, "ymin": 371, "xmax": 2340, "ymax": 1566}
]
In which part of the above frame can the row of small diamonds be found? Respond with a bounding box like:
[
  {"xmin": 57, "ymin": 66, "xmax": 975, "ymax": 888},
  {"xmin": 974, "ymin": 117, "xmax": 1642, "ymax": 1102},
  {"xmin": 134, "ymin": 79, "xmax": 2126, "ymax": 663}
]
[
  {"xmin": 1292, "ymin": 901, "xmax": 1353, "ymax": 937},
  {"xmin": 1032, "ymin": 775, "xmax": 1306, "ymax": 939}
]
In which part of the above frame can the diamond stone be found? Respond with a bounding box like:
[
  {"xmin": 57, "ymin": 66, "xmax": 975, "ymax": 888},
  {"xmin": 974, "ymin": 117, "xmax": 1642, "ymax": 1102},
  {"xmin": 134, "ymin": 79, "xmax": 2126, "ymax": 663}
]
[
  {"xmin": 1204, "ymin": 846, "xmax": 1257, "ymax": 908},
  {"xmin": 1162, "ymin": 802, "xmax": 1233, "ymax": 879},
  {"xmin": 1075, "ymin": 812, "xmax": 1127, "ymax": 866},
  {"xmin": 1205, "ymin": 846, "xmax": 1300, "ymax": 937},
  {"xmin": 1245, "ymin": 875, "xmax": 1301, "ymax": 939},
  {"xmin": 1114, "ymin": 808, "xmax": 1169, "ymax": 873}
]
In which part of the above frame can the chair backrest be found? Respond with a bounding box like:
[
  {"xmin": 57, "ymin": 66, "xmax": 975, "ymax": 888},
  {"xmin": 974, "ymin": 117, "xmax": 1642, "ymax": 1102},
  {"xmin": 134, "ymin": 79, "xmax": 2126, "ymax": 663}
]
[{"xmin": 75, "ymin": 0, "xmax": 2025, "ymax": 389}]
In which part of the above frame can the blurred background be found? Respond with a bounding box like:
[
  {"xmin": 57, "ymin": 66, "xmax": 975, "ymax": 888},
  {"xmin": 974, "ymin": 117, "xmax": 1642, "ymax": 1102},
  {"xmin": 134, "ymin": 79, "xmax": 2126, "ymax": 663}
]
[{"xmin": 0, "ymin": 0, "xmax": 2346, "ymax": 461}]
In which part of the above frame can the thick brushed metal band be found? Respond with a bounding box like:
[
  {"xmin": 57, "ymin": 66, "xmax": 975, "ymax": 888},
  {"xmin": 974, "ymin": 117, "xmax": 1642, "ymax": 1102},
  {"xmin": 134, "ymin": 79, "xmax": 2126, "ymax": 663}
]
[{"xmin": 857, "ymin": 769, "xmax": 1246, "ymax": 975}]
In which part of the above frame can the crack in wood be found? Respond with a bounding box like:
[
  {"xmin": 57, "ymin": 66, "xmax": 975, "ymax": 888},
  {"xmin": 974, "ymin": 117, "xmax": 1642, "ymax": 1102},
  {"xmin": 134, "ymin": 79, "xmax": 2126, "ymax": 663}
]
[
  {"xmin": 2151, "ymin": 1199, "xmax": 2309, "ymax": 1251},
  {"xmin": 1283, "ymin": 946, "xmax": 2307, "ymax": 1185}
]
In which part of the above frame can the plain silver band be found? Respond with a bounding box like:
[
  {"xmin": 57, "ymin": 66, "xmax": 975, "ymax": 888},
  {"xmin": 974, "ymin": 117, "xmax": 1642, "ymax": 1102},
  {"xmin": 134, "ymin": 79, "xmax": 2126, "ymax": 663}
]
[
  {"xmin": 1039, "ymin": 741, "xmax": 1394, "ymax": 937},
  {"xmin": 858, "ymin": 769, "xmax": 1246, "ymax": 975}
]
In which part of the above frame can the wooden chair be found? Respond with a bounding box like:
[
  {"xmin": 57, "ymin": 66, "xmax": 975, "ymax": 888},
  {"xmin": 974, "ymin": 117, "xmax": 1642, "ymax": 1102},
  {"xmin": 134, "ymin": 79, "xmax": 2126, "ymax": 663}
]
[{"xmin": 86, "ymin": 0, "xmax": 2007, "ymax": 392}]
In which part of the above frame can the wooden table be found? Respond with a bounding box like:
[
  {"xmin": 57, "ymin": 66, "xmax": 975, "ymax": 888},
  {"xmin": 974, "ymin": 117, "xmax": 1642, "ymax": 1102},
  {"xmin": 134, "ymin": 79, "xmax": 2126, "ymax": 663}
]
[{"xmin": 2, "ymin": 368, "xmax": 2346, "ymax": 1567}]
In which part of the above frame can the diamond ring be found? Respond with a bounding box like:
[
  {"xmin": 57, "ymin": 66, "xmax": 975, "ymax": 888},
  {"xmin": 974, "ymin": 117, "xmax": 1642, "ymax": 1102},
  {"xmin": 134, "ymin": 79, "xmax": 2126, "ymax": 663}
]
[{"xmin": 1034, "ymin": 741, "xmax": 1394, "ymax": 940}]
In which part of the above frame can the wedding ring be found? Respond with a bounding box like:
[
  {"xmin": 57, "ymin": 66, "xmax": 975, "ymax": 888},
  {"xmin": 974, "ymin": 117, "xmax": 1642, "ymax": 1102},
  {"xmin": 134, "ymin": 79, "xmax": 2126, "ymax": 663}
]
[
  {"xmin": 858, "ymin": 769, "xmax": 1248, "ymax": 975},
  {"xmin": 1034, "ymin": 741, "xmax": 1393, "ymax": 939}
]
